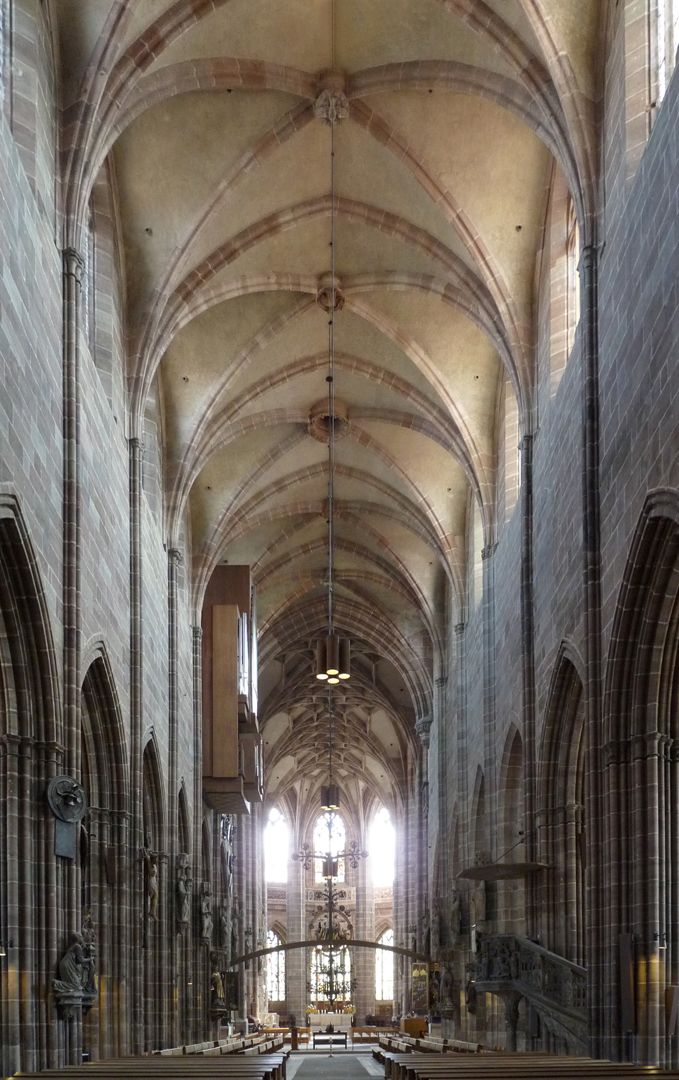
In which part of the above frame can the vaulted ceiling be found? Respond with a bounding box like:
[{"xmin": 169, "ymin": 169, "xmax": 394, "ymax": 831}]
[{"xmin": 57, "ymin": 0, "xmax": 602, "ymax": 818}]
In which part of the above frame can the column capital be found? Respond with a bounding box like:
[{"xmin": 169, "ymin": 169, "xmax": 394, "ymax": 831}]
[
  {"xmin": 454, "ymin": 622, "xmax": 466, "ymax": 636},
  {"xmin": 519, "ymin": 432, "xmax": 533, "ymax": 454},
  {"xmin": 62, "ymin": 246, "xmax": 85, "ymax": 283},
  {"xmin": 481, "ymin": 542, "xmax": 498, "ymax": 561},
  {"xmin": 168, "ymin": 547, "xmax": 184, "ymax": 567},
  {"xmin": 415, "ymin": 714, "xmax": 432, "ymax": 748},
  {"xmin": 192, "ymin": 625, "xmax": 203, "ymax": 642}
]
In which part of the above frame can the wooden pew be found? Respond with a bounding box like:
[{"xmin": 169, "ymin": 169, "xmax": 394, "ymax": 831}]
[
  {"xmin": 380, "ymin": 1051, "xmax": 679, "ymax": 1080},
  {"xmin": 15, "ymin": 1049, "xmax": 289, "ymax": 1080}
]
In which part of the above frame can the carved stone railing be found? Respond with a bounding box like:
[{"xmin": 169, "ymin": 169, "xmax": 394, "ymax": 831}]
[{"xmin": 475, "ymin": 934, "xmax": 587, "ymax": 1053}]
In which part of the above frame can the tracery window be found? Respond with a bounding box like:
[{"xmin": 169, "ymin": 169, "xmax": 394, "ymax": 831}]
[
  {"xmin": 309, "ymin": 945, "xmax": 352, "ymax": 1001},
  {"xmin": 264, "ymin": 806, "xmax": 289, "ymax": 883},
  {"xmin": 656, "ymin": 0, "xmax": 679, "ymax": 104},
  {"xmin": 266, "ymin": 929, "xmax": 285, "ymax": 1001},
  {"xmin": 313, "ymin": 812, "xmax": 345, "ymax": 883},
  {"xmin": 82, "ymin": 208, "xmax": 96, "ymax": 354},
  {"xmin": 566, "ymin": 196, "xmax": 581, "ymax": 354},
  {"xmin": 369, "ymin": 806, "xmax": 395, "ymax": 886},
  {"xmin": 375, "ymin": 929, "xmax": 394, "ymax": 1001}
]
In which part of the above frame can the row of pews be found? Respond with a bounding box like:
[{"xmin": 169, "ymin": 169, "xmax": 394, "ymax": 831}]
[
  {"xmin": 375, "ymin": 1033, "xmax": 679, "ymax": 1079},
  {"xmin": 13, "ymin": 1032, "xmax": 288, "ymax": 1080},
  {"xmin": 156, "ymin": 1033, "xmax": 287, "ymax": 1056}
]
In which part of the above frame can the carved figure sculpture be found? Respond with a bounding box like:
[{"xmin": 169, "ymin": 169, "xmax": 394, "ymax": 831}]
[
  {"xmin": 54, "ymin": 932, "xmax": 90, "ymax": 992},
  {"xmin": 211, "ymin": 964, "xmax": 225, "ymax": 1006},
  {"xmin": 313, "ymin": 89, "xmax": 349, "ymax": 125},
  {"xmin": 472, "ymin": 880, "xmax": 486, "ymax": 925},
  {"xmin": 422, "ymin": 910, "xmax": 431, "ymax": 956},
  {"xmin": 431, "ymin": 897, "xmax": 441, "ymax": 957},
  {"xmin": 142, "ymin": 848, "xmax": 159, "ymax": 920},
  {"xmin": 231, "ymin": 899, "xmax": 242, "ymax": 956},
  {"xmin": 219, "ymin": 898, "xmax": 229, "ymax": 949},
  {"xmin": 439, "ymin": 961, "xmax": 455, "ymax": 1007},
  {"xmin": 450, "ymin": 889, "xmax": 462, "ymax": 941},
  {"xmin": 81, "ymin": 913, "xmax": 97, "ymax": 996},
  {"xmin": 200, "ymin": 882, "xmax": 213, "ymax": 941},
  {"xmin": 177, "ymin": 855, "xmax": 192, "ymax": 926}
]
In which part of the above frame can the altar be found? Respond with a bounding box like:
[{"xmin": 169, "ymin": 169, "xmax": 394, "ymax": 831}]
[{"xmin": 309, "ymin": 1011, "xmax": 351, "ymax": 1031}]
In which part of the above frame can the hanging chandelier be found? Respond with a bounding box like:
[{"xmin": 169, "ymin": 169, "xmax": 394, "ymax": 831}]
[
  {"xmin": 292, "ymin": 693, "xmax": 367, "ymax": 1009},
  {"xmin": 314, "ymin": 37, "xmax": 350, "ymax": 686}
]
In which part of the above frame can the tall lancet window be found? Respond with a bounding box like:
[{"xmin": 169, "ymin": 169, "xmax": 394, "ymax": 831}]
[
  {"xmin": 313, "ymin": 812, "xmax": 345, "ymax": 883},
  {"xmin": 376, "ymin": 928, "xmax": 394, "ymax": 1000},
  {"xmin": 264, "ymin": 806, "xmax": 289, "ymax": 883},
  {"xmin": 369, "ymin": 806, "xmax": 395, "ymax": 886}
]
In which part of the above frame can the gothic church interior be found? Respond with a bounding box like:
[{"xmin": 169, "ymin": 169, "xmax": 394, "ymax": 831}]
[{"xmin": 0, "ymin": 0, "xmax": 678, "ymax": 1076}]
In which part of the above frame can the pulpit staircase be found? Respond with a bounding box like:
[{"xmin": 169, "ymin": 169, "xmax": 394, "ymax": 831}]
[{"xmin": 475, "ymin": 933, "xmax": 587, "ymax": 1053}]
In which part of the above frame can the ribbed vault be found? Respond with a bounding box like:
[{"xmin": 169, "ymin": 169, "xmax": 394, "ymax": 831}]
[{"xmin": 56, "ymin": 0, "xmax": 602, "ymax": 815}]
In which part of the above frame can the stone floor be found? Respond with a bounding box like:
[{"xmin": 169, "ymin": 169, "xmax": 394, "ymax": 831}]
[{"xmin": 288, "ymin": 1051, "xmax": 382, "ymax": 1080}]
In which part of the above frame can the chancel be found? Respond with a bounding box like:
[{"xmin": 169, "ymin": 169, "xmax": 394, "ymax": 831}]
[{"xmin": 0, "ymin": 1, "xmax": 679, "ymax": 1078}]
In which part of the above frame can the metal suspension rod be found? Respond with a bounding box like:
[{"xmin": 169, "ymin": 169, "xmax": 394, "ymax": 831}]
[{"xmin": 327, "ymin": 115, "xmax": 337, "ymax": 634}]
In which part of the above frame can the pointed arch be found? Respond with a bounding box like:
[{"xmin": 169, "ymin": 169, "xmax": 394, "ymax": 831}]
[
  {"xmin": 142, "ymin": 735, "xmax": 166, "ymax": 852},
  {"xmin": 604, "ymin": 489, "xmax": 679, "ymax": 746},
  {"xmin": 178, "ymin": 784, "xmax": 191, "ymax": 856},
  {"xmin": 80, "ymin": 644, "xmax": 128, "ymax": 1059},
  {"xmin": 537, "ymin": 647, "xmax": 586, "ymax": 966},
  {"xmin": 0, "ymin": 494, "xmax": 61, "ymax": 744},
  {"xmin": 81, "ymin": 642, "xmax": 128, "ymax": 811},
  {"xmin": 497, "ymin": 725, "xmax": 525, "ymax": 930},
  {"xmin": 0, "ymin": 494, "xmax": 61, "ymax": 1078},
  {"xmin": 470, "ymin": 766, "xmax": 487, "ymax": 860},
  {"xmin": 602, "ymin": 490, "xmax": 679, "ymax": 1066}
]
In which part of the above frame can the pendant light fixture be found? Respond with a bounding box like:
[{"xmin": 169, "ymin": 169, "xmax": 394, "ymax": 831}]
[{"xmin": 315, "ymin": 19, "xmax": 350, "ymax": 686}]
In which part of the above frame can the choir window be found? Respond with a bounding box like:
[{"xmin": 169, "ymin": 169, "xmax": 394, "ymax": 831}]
[
  {"xmin": 266, "ymin": 929, "xmax": 285, "ymax": 1001},
  {"xmin": 264, "ymin": 806, "xmax": 289, "ymax": 883},
  {"xmin": 313, "ymin": 812, "xmax": 345, "ymax": 883},
  {"xmin": 375, "ymin": 929, "xmax": 394, "ymax": 1001}
]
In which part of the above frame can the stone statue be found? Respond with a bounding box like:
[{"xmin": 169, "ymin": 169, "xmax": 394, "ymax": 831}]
[
  {"xmin": 231, "ymin": 899, "xmax": 241, "ymax": 957},
  {"xmin": 431, "ymin": 897, "xmax": 442, "ymax": 958},
  {"xmin": 142, "ymin": 845, "xmax": 159, "ymax": 920},
  {"xmin": 439, "ymin": 961, "xmax": 455, "ymax": 1007},
  {"xmin": 210, "ymin": 961, "xmax": 225, "ymax": 1008},
  {"xmin": 422, "ymin": 910, "xmax": 431, "ymax": 956},
  {"xmin": 176, "ymin": 855, "xmax": 192, "ymax": 927},
  {"xmin": 200, "ymin": 882, "xmax": 213, "ymax": 942},
  {"xmin": 472, "ymin": 880, "xmax": 486, "ymax": 925},
  {"xmin": 54, "ymin": 932, "xmax": 92, "ymax": 993},
  {"xmin": 218, "ymin": 897, "xmax": 229, "ymax": 949},
  {"xmin": 464, "ymin": 964, "xmax": 477, "ymax": 1015},
  {"xmin": 81, "ymin": 913, "xmax": 97, "ymax": 997},
  {"xmin": 450, "ymin": 889, "xmax": 462, "ymax": 942}
]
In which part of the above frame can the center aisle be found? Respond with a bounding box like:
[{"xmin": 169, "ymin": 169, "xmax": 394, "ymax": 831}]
[{"xmin": 289, "ymin": 1053, "xmax": 381, "ymax": 1080}]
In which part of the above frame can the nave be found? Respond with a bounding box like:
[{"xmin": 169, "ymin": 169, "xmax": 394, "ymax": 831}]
[{"xmin": 1, "ymin": 0, "xmax": 678, "ymax": 1076}]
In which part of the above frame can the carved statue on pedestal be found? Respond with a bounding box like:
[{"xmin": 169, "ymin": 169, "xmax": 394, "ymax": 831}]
[
  {"xmin": 439, "ymin": 960, "xmax": 455, "ymax": 1008},
  {"xmin": 81, "ymin": 912, "xmax": 98, "ymax": 998},
  {"xmin": 176, "ymin": 854, "xmax": 192, "ymax": 928},
  {"xmin": 54, "ymin": 933, "xmax": 88, "ymax": 993},
  {"xmin": 142, "ymin": 843, "xmax": 159, "ymax": 920},
  {"xmin": 200, "ymin": 882, "xmax": 213, "ymax": 942},
  {"xmin": 210, "ymin": 952, "xmax": 226, "ymax": 1013},
  {"xmin": 53, "ymin": 926, "xmax": 97, "ymax": 1018},
  {"xmin": 450, "ymin": 889, "xmax": 462, "ymax": 943},
  {"xmin": 431, "ymin": 897, "xmax": 442, "ymax": 958},
  {"xmin": 218, "ymin": 897, "xmax": 229, "ymax": 950}
]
